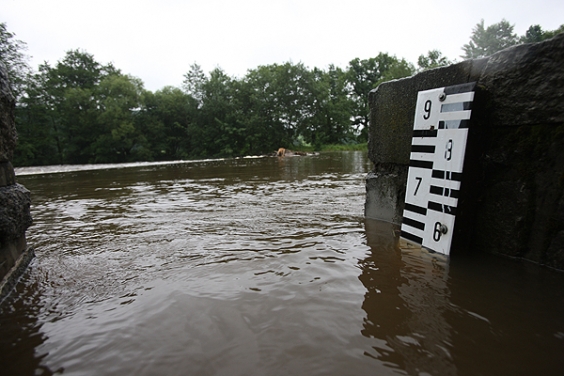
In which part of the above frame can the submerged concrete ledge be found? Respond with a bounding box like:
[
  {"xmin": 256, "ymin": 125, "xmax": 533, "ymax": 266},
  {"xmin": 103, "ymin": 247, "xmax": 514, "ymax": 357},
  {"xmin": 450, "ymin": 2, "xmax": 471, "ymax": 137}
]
[
  {"xmin": 365, "ymin": 33, "xmax": 564, "ymax": 269},
  {"xmin": 0, "ymin": 241, "xmax": 34, "ymax": 299}
]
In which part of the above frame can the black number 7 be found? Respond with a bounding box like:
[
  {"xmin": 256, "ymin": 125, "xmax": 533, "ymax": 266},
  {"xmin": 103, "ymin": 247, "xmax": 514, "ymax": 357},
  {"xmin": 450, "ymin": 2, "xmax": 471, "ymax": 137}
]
[{"xmin": 414, "ymin": 177, "xmax": 422, "ymax": 195}]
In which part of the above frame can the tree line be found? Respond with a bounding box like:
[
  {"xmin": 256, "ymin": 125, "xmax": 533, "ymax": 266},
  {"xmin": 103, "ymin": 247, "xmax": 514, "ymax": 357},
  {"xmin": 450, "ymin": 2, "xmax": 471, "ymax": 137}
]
[{"xmin": 1, "ymin": 20, "xmax": 562, "ymax": 166}]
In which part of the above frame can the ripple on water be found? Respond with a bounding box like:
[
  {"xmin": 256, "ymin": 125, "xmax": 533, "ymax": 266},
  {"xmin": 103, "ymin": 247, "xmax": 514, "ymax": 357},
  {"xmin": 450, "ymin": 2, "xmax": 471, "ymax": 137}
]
[{"xmin": 3, "ymin": 152, "xmax": 564, "ymax": 375}]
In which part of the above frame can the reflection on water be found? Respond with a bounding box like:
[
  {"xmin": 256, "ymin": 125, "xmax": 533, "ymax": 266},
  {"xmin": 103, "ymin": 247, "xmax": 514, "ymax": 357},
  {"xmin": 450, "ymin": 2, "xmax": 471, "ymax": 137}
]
[
  {"xmin": 1, "ymin": 152, "xmax": 564, "ymax": 375},
  {"xmin": 362, "ymin": 219, "xmax": 564, "ymax": 376},
  {"xmin": 361, "ymin": 220, "xmax": 455, "ymax": 375}
]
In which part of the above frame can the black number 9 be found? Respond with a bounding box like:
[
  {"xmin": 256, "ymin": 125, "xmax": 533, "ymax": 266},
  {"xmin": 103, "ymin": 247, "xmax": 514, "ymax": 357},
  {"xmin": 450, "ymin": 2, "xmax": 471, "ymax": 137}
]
[{"xmin": 423, "ymin": 100, "xmax": 432, "ymax": 120}]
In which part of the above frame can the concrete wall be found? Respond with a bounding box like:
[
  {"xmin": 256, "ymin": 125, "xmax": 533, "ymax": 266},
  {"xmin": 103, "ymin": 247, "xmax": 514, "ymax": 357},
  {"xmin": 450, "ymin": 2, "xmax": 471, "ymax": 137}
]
[
  {"xmin": 0, "ymin": 63, "xmax": 33, "ymax": 298},
  {"xmin": 365, "ymin": 33, "xmax": 564, "ymax": 269}
]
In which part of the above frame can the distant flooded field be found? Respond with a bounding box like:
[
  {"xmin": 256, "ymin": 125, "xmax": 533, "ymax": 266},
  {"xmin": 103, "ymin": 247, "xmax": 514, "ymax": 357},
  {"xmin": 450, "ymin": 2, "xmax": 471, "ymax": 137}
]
[{"xmin": 2, "ymin": 152, "xmax": 563, "ymax": 375}]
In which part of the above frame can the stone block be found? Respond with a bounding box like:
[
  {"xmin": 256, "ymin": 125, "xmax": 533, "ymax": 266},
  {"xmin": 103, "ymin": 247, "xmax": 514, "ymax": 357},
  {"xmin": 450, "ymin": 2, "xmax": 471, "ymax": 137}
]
[
  {"xmin": 0, "ymin": 237, "xmax": 34, "ymax": 298},
  {"xmin": 365, "ymin": 33, "xmax": 564, "ymax": 268},
  {"xmin": 367, "ymin": 59, "xmax": 484, "ymax": 168},
  {"xmin": 0, "ymin": 62, "xmax": 33, "ymax": 292},
  {"xmin": 0, "ymin": 161, "xmax": 16, "ymax": 187},
  {"xmin": 0, "ymin": 184, "xmax": 32, "ymax": 241},
  {"xmin": 365, "ymin": 167, "xmax": 408, "ymax": 224}
]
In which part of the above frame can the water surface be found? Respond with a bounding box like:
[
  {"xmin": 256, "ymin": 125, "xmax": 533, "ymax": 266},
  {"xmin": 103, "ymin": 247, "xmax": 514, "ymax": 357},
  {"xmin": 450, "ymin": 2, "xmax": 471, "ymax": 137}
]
[{"xmin": 1, "ymin": 152, "xmax": 563, "ymax": 375}]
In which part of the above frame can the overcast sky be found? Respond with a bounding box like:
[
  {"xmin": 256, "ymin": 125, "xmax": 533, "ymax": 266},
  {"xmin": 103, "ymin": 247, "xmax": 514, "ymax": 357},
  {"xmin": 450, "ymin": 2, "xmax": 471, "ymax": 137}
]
[{"xmin": 3, "ymin": 0, "xmax": 563, "ymax": 92}]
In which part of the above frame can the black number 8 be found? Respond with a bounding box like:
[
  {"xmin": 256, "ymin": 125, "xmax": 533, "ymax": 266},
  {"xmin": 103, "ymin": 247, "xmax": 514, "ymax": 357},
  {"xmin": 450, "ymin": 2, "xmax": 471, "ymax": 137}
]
[
  {"xmin": 423, "ymin": 100, "xmax": 432, "ymax": 120},
  {"xmin": 445, "ymin": 139, "xmax": 453, "ymax": 161}
]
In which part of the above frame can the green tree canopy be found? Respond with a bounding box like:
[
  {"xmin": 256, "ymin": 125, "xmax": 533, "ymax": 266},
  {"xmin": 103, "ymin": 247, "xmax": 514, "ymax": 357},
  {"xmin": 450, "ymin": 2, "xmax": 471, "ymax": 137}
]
[
  {"xmin": 520, "ymin": 24, "xmax": 564, "ymax": 44},
  {"xmin": 521, "ymin": 25, "xmax": 545, "ymax": 44},
  {"xmin": 15, "ymin": 18, "xmax": 562, "ymax": 166},
  {"xmin": 346, "ymin": 53, "xmax": 414, "ymax": 138},
  {"xmin": 182, "ymin": 63, "xmax": 206, "ymax": 106},
  {"xmin": 417, "ymin": 50, "xmax": 452, "ymax": 71},
  {"xmin": 542, "ymin": 24, "xmax": 564, "ymax": 40},
  {"xmin": 14, "ymin": 49, "xmax": 149, "ymax": 165},
  {"xmin": 461, "ymin": 19, "xmax": 518, "ymax": 59},
  {"xmin": 0, "ymin": 22, "xmax": 31, "ymax": 99},
  {"xmin": 137, "ymin": 86, "xmax": 198, "ymax": 160},
  {"xmin": 93, "ymin": 74, "xmax": 145, "ymax": 163}
]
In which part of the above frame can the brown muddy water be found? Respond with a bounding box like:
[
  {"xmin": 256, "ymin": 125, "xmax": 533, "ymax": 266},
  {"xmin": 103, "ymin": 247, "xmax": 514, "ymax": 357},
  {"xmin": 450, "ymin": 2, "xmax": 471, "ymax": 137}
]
[{"xmin": 1, "ymin": 151, "xmax": 564, "ymax": 375}]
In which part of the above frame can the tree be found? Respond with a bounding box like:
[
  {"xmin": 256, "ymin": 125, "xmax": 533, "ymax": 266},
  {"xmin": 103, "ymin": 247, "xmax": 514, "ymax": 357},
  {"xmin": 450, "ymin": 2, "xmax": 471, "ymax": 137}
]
[
  {"xmin": 13, "ymin": 70, "xmax": 61, "ymax": 166},
  {"xmin": 137, "ymin": 86, "xmax": 198, "ymax": 160},
  {"xmin": 520, "ymin": 24, "xmax": 564, "ymax": 44},
  {"xmin": 461, "ymin": 19, "xmax": 518, "ymax": 59},
  {"xmin": 417, "ymin": 50, "xmax": 452, "ymax": 71},
  {"xmin": 302, "ymin": 65, "xmax": 354, "ymax": 148},
  {"xmin": 184, "ymin": 67, "xmax": 242, "ymax": 157},
  {"xmin": 182, "ymin": 63, "xmax": 206, "ymax": 106},
  {"xmin": 236, "ymin": 62, "xmax": 318, "ymax": 153},
  {"xmin": 347, "ymin": 53, "xmax": 414, "ymax": 138},
  {"xmin": 14, "ymin": 49, "xmax": 132, "ymax": 165},
  {"xmin": 43, "ymin": 50, "xmax": 106, "ymax": 163},
  {"xmin": 520, "ymin": 25, "xmax": 544, "ymax": 44},
  {"xmin": 237, "ymin": 64, "xmax": 287, "ymax": 154},
  {"xmin": 542, "ymin": 24, "xmax": 564, "ymax": 40},
  {"xmin": 93, "ymin": 74, "xmax": 145, "ymax": 162},
  {"xmin": 0, "ymin": 22, "xmax": 32, "ymax": 99}
]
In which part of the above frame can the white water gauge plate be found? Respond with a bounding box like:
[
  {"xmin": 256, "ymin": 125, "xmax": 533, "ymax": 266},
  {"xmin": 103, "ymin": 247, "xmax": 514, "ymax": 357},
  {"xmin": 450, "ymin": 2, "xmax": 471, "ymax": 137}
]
[{"xmin": 400, "ymin": 83, "xmax": 476, "ymax": 255}]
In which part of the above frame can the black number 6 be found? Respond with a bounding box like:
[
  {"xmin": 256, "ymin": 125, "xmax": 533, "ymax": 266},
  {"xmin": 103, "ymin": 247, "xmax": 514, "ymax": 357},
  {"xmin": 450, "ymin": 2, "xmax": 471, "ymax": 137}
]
[{"xmin": 433, "ymin": 222, "xmax": 442, "ymax": 241}]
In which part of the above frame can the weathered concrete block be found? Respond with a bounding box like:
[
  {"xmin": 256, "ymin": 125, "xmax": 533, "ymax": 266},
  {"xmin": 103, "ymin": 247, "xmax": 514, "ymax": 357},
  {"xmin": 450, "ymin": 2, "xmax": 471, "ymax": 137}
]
[
  {"xmin": 364, "ymin": 167, "xmax": 408, "ymax": 225},
  {"xmin": 368, "ymin": 59, "xmax": 486, "ymax": 167},
  {"xmin": 366, "ymin": 59, "xmax": 487, "ymax": 223},
  {"xmin": 0, "ymin": 61, "xmax": 33, "ymax": 296},
  {"xmin": 470, "ymin": 122, "xmax": 564, "ymax": 267},
  {"xmin": 0, "ymin": 161, "xmax": 16, "ymax": 187},
  {"xmin": 366, "ymin": 33, "xmax": 564, "ymax": 269},
  {"xmin": 478, "ymin": 34, "xmax": 564, "ymax": 127},
  {"xmin": 0, "ymin": 236, "xmax": 33, "ymax": 297},
  {"xmin": 0, "ymin": 184, "xmax": 32, "ymax": 240}
]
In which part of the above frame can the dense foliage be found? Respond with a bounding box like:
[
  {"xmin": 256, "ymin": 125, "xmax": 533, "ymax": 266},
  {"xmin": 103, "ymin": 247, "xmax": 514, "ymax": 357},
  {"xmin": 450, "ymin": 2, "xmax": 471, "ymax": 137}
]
[
  {"xmin": 0, "ymin": 22, "xmax": 30, "ymax": 99},
  {"xmin": 8, "ymin": 47, "xmax": 415, "ymax": 166},
  {"xmin": 461, "ymin": 19, "xmax": 564, "ymax": 59},
  {"xmin": 1, "ymin": 20, "xmax": 562, "ymax": 166}
]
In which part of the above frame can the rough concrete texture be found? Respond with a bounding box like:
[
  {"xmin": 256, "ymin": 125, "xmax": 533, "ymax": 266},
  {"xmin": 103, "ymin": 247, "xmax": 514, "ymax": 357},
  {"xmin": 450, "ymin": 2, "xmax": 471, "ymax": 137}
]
[
  {"xmin": 368, "ymin": 58, "xmax": 487, "ymax": 167},
  {"xmin": 0, "ymin": 62, "xmax": 33, "ymax": 296},
  {"xmin": 366, "ymin": 58, "xmax": 489, "ymax": 223},
  {"xmin": 0, "ymin": 236, "xmax": 33, "ymax": 298},
  {"xmin": 365, "ymin": 167, "xmax": 408, "ymax": 225},
  {"xmin": 366, "ymin": 33, "xmax": 564, "ymax": 269},
  {"xmin": 0, "ymin": 184, "xmax": 32, "ymax": 240},
  {"xmin": 0, "ymin": 161, "xmax": 16, "ymax": 187}
]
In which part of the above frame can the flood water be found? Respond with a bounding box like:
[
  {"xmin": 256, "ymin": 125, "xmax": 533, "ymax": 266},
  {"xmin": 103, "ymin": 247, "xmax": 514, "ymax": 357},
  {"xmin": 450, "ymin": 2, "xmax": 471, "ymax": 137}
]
[{"xmin": 1, "ymin": 151, "xmax": 564, "ymax": 375}]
